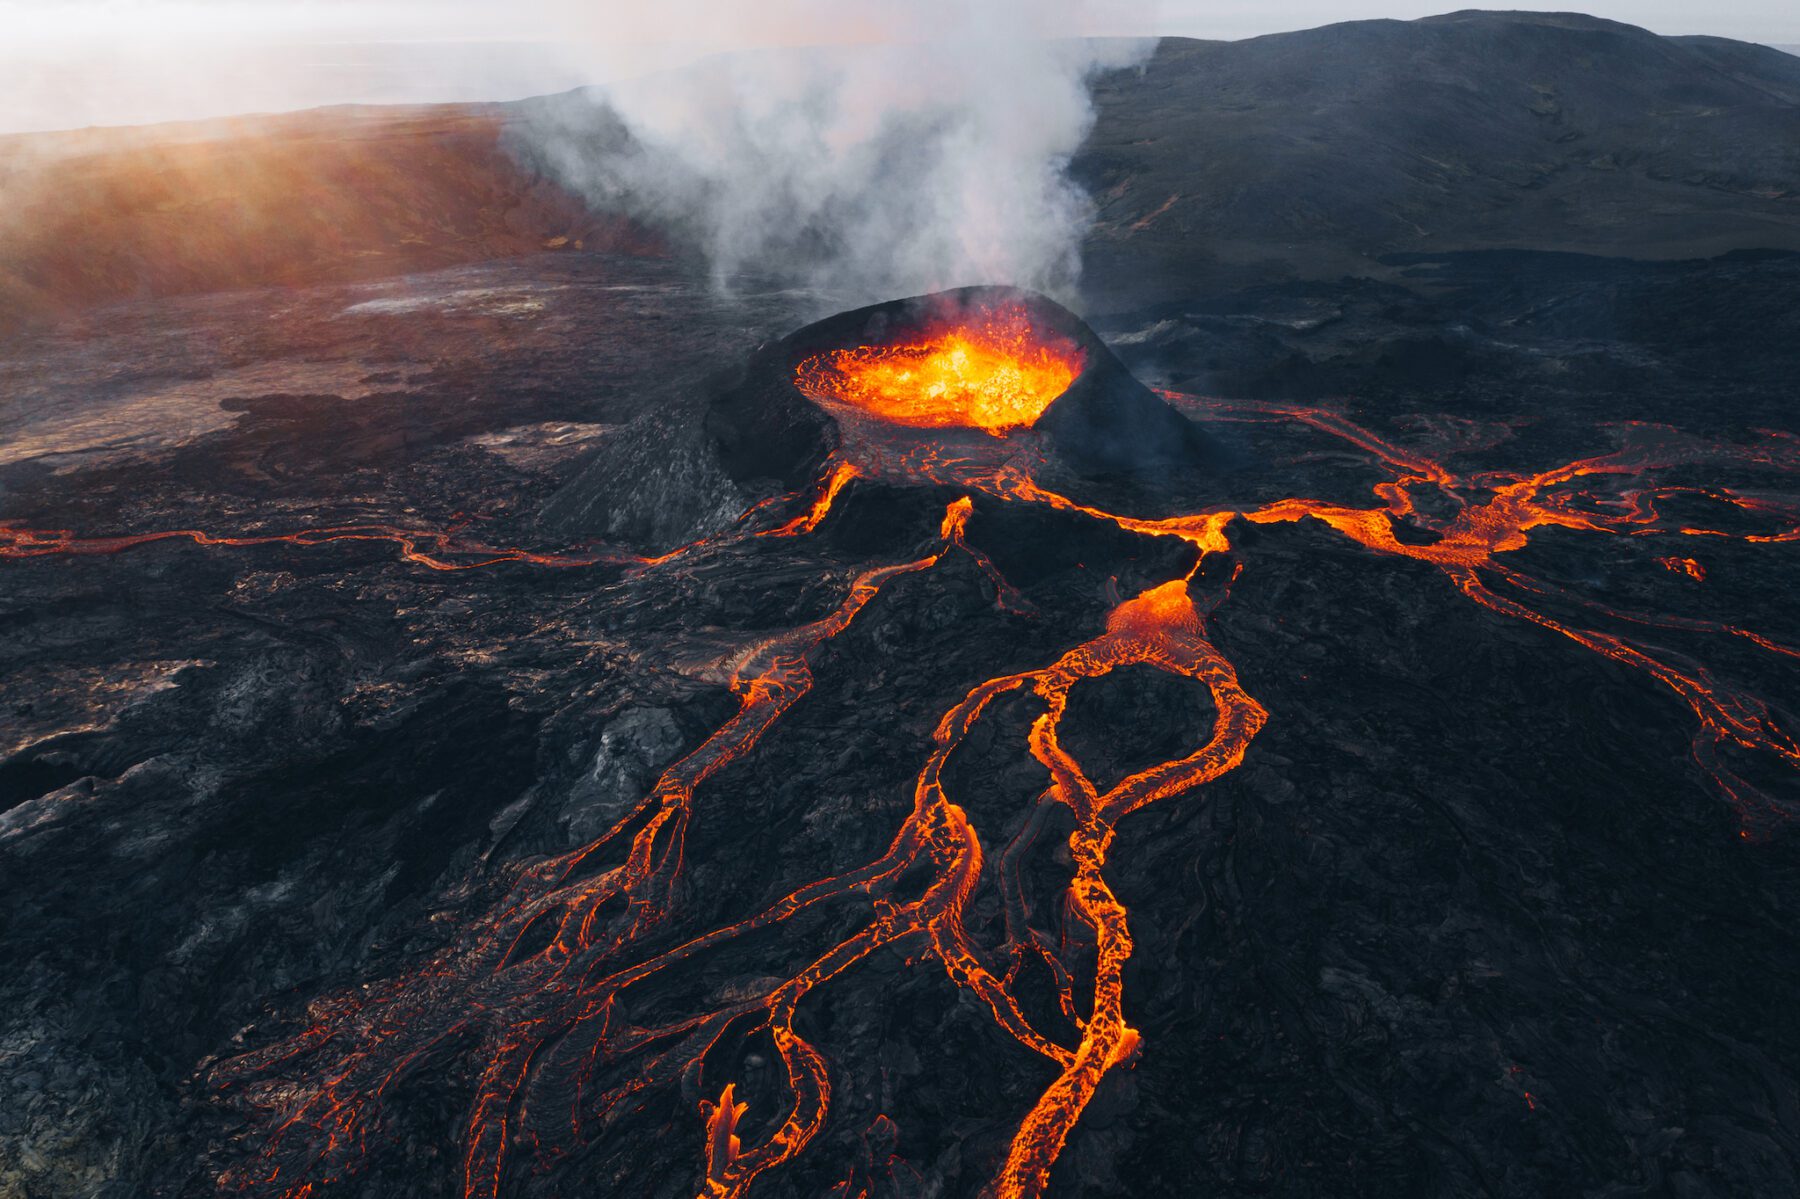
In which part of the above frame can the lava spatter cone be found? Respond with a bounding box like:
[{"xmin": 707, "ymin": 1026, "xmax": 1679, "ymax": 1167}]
[{"xmin": 707, "ymin": 285, "xmax": 1227, "ymax": 488}]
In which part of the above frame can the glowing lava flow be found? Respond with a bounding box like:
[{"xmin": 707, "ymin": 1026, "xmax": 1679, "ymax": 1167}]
[
  {"xmin": 204, "ymin": 452, "xmax": 1268, "ymax": 1199},
  {"xmin": 1659, "ymin": 556, "xmax": 1707, "ymax": 580},
  {"xmin": 0, "ymin": 458, "xmax": 880, "ymax": 574},
  {"xmin": 794, "ymin": 306, "xmax": 1083, "ymax": 434},
  {"xmin": 0, "ymin": 519, "xmax": 623, "ymax": 571},
  {"xmin": 107, "ymin": 375, "xmax": 1792, "ymax": 1196},
  {"xmin": 761, "ymin": 461, "xmax": 860, "ymax": 537},
  {"xmin": 992, "ymin": 573, "xmax": 1266, "ymax": 1197},
  {"xmin": 214, "ymin": 528, "xmax": 948, "ymax": 1199},
  {"xmin": 903, "ymin": 408, "xmax": 1800, "ymax": 836}
]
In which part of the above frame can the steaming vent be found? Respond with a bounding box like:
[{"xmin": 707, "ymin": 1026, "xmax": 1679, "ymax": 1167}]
[{"xmin": 709, "ymin": 286, "xmax": 1228, "ymax": 488}]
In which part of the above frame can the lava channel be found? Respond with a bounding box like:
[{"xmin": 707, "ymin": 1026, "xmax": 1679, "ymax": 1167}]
[{"xmin": 26, "ymin": 315, "xmax": 1793, "ymax": 1199}]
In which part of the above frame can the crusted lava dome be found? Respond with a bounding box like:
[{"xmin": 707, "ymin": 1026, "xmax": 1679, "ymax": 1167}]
[{"xmin": 707, "ymin": 286, "xmax": 1226, "ymax": 489}]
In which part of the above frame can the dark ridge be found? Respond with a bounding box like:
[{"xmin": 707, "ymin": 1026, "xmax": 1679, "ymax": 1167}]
[
  {"xmin": 0, "ymin": 756, "xmax": 88, "ymax": 813},
  {"xmin": 540, "ymin": 408, "xmax": 749, "ymax": 555},
  {"xmin": 1078, "ymin": 11, "xmax": 1800, "ymax": 306},
  {"xmin": 10, "ymin": 14, "xmax": 1799, "ymax": 330}
]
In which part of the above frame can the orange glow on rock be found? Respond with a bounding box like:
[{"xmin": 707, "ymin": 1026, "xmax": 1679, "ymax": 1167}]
[
  {"xmin": 761, "ymin": 461, "xmax": 860, "ymax": 538},
  {"xmin": 61, "ymin": 361, "xmax": 1792, "ymax": 1199},
  {"xmin": 0, "ymin": 519, "xmax": 620, "ymax": 571},
  {"xmin": 794, "ymin": 307, "xmax": 1082, "ymax": 434}
]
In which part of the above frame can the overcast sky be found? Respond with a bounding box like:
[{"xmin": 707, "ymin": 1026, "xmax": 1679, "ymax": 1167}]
[
  {"xmin": 5, "ymin": 0, "xmax": 1798, "ymax": 47},
  {"xmin": 3, "ymin": 1, "xmax": 1796, "ymax": 135}
]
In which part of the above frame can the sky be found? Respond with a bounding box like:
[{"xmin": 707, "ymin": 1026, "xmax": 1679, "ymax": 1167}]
[
  {"xmin": 4, "ymin": 0, "xmax": 1797, "ymax": 135},
  {"xmin": 5, "ymin": 0, "xmax": 1795, "ymax": 47}
]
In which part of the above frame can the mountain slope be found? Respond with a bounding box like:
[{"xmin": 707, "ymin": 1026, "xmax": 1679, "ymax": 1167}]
[
  {"xmin": 4, "ymin": 11, "xmax": 1798, "ymax": 328},
  {"xmin": 1078, "ymin": 11, "xmax": 1800, "ymax": 302},
  {"xmin": 0, "ymin": 107, "xmax": 657, "ymax": 336}
]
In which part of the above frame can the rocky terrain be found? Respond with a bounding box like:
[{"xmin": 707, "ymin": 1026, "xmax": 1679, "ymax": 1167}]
[
  {"xmin": 0, "ymin": 106, "xmax": 657, "ymax": 336},
  {"xmin": 1078, "ymin": 12, "xmax": 1800, "ymax": 302},
  {"xmin": 2, "ymin": 11, "xmax": 1798, "ymax": 1199}
]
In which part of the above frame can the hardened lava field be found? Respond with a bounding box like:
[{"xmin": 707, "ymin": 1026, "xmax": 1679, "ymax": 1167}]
[{"xmin": 4, "ymin": 254, "xmax": 1800, "ymax": 1199}]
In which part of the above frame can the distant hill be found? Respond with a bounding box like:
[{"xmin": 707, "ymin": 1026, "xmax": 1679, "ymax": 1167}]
[
  {"xmin": 1077, "ymin": 10, "xmax": 1800, "ymax": 304},
  {"xmin": 4, "ymin": 10, "xmax": 1798, "ymax": 329},
  {"xmin": 0, "ymin": 107, "xmax": 659, "ymax": 336}
]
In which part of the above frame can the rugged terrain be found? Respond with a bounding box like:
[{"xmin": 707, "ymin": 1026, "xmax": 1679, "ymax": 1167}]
[
  {"xmin": 0, "ymin": 106, "xmax": 655, "ymax": 335},
  {"xmin": 1078, "ymin": 12, "xmax": 1800, "ymax": 302},
  {"xmin": 6, "ymin": 11, "xmax": 1799, "ymax": 331},
  {"xmin": 2, "ymin": 11, "xmax": 1799, "ymax": 1199}
]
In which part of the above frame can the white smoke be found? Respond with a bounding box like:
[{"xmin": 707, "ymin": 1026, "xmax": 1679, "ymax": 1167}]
[{"xmin": 527, "ymin": 1, "xmax": 1157, "ymax": 304}]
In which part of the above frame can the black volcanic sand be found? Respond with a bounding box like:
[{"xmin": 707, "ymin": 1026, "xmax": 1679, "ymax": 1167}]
[{"xmin": 2, "ymin": 248, "xmax": 1799, "ymax": 1199}]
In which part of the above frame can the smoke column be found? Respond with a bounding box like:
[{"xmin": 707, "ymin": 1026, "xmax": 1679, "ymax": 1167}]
[{"xmin": 527, "ymin": 0, "xmax": 1157, "ymax": 304}]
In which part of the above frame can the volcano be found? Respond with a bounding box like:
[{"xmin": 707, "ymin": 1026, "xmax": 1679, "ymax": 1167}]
[
  {"xmin": 544, "ymin": 288, "xmax": 1229, "ymax": 556},
  {"xmin": 5, "ymin": 249, "xmax": 1800, "ymax": 1198},
  {"xmin": 716, "ymin": 287, "xmax": 1226, "ymax": 487},
  {"xmin": 13, "ymin": 282, "xmax": 1778, "ymax": 1199},
  {"xmin": 5, "ymin": 14, "xmax": 1800, "ymax": 1199}
]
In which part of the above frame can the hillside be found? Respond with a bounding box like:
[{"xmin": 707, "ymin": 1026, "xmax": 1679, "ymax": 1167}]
[
  {"xmin": 0, "ymin": 106, "xmax": 657, "ymax": 334},
  {"xmin": 3, "ymin": 11, "xmax": 1798, "ymax": 328},
  {"xmin": 1078, "ymin": 11, "xmax": 1800, "ymax": 302}
]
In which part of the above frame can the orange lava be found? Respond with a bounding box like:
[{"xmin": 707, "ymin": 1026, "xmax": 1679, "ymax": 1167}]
[
  {"xmin": 907, "ymin": 407, "xmax": 1800, "ymax": 838},
  {"xmin": 793, "ymin": 306, "xmax": 1082, "ymax": 434},
  {"xmin": 761, "ymin": 461, "xmax": 860, "ymax": 538},
  {"xmin": 991, "ymin": 573, "xmax": 1265, "ymax": 1197},
  {"xmin": 40, "ymin": 380, "xmax": 1788, "ymax": 1199},
  {"xmin": 0, "ymin": 520, "xmax": 618, "ymax": 571},
  {"xmin": 0, "ymin": 458, "xmax": 874, "ymax": 574}
]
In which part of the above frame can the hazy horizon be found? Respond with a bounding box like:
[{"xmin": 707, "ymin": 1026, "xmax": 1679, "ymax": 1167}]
[{"xmin": 4, "ymin": 2, "xmax": 1798, "ymax": 137}]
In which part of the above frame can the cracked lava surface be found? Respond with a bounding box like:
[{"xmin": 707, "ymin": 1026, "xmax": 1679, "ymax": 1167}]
[{"xmin": 6, "ymin": 311, "xmax": 1799, "ymax": 1199}]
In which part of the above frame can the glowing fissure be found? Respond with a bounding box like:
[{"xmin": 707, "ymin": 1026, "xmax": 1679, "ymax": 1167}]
[
  {"xmin": 14, "ymin": 368, "xmax": 1799, "ymax": 1197},
  {"xmin": 760, "ymin": 461, "xmax": 861, "ymax": 538},
  {"xmin": 0, "ymin": 456, "xmax": 874, "ymax": 574},
  {"xmin": 1659, "ymin": 555, "xmax": 1707, "ymax": 580},
  {"xmin": 902, "ymin": 402, "xmax": 1800, "ymax": 837},
  {"xmin": 215, "ymin": 525, "xmax": 947, "ymax": 1199},
  {"xmin": 0, "ymin": 520, "xmax": 621, "ymax": 571}
]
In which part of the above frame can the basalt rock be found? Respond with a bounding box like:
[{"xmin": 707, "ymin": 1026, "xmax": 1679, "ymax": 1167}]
[{"xmin": 540, "ymin": 408, "xmax": 748, "ymax": 555}]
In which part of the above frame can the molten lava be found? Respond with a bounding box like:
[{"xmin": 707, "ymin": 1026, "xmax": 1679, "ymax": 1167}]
[
  {"xmin": 0, "ymin": 519, "xmax": 620, "ymax": 571},
  {"xmin": 794, "ymin": 306, "xmax": 1082, "ymax": 433},
  {"xmin": 13, "ymin": 335, "xmax": 1799, "ymax": 1199},
  {"xmin": 1660, "ymin": 555, "xmax": 1706, "ymax": 581}
]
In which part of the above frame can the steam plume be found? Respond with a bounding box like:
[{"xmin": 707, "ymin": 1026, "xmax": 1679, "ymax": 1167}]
[{"xmin": 527, "ymin": 1, "xmax": 1156, "ymax": 304}]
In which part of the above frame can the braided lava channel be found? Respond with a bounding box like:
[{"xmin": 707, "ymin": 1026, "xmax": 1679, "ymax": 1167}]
[{"xmin": 15, "ymin": 299, "xmax": 1796, "ymax": 1198}]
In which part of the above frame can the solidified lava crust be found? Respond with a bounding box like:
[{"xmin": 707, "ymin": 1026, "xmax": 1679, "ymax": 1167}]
[{"xmin": 5, "ymin": 272, "xmax": 1800, "ymax": 1199}]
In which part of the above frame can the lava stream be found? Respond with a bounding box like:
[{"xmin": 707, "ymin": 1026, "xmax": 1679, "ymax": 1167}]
[
  {"xmin": 114, "ymin": 379, "xmax": 1795, "ymax": 1197},
  {"xmin": 0, "ymin": 520, "xmax": 618, "ymax": 571},
  {"xmin": 0, "ymin": 457, "xmax": 879, "ymax": 575},
  {"xmin": 210, "ymin": 463, "xmax": 1268, "ymax": 1199},
  {"xmin": 215, "ymin": 525, "xmax": 945, "ymax": 1196},
  {"xmin": 901, "ymin": 404, "xmax": 1800, "ymax": 835}
]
